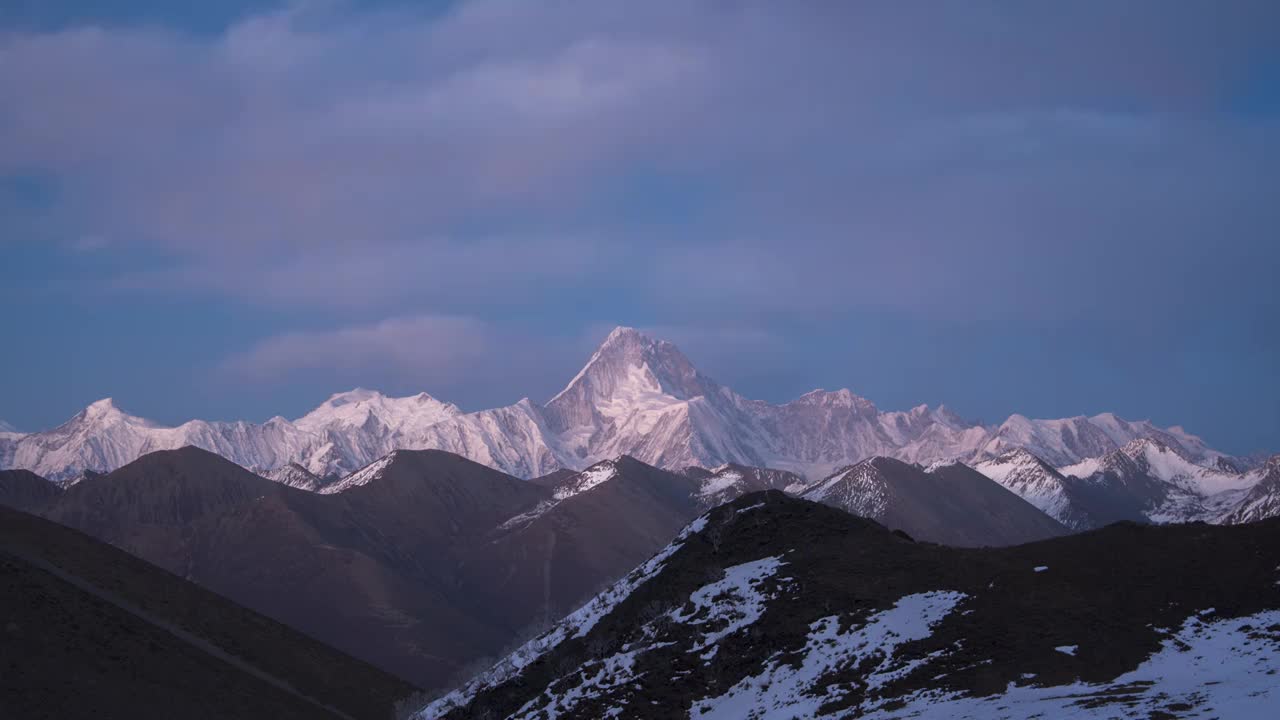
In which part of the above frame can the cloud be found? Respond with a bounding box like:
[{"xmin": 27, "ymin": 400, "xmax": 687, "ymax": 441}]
[
  {"xmin": 1, "ymin": 0, "xmax": 1277, "ymax": 330},
  {"xmin": 222, "ymin": 314, "xmax": 492, "ymax": 382}
]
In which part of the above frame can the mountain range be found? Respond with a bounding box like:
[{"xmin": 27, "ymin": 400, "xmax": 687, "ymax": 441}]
[
  {"xmin": 423, "ymin": 490, "xmax": 1280, "ymax": 719},
  {"xmin": 0, "ymin": 327, "xmax": 1246, "ymax": 484}
]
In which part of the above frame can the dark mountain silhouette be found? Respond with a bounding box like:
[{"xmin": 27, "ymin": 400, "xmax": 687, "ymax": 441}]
[
  {"xmin": 803, "ymin": 457, "xmax": 1067, "ymax": 545},
  {"xmin": 0, "ymin": 468, "xmax": 62, "ymax": 511},
  {"xmin": 39, "ymin": 447, "xmax": 552, "ymax": 689},
  {"xmin": 0, "ymin": 502, "xmax": 416, "ymax": 720}
]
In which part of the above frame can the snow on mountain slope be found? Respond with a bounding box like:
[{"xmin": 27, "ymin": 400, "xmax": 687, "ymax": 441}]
[
  {"xmin": 1055, "ymin": 439, "xmax": 1256, "ymax": 524},
  {"xmin": 1061, "ymin": 438, "xmax": 1239, "ymax": 491},
  {"xmin": 974, "ymin": 449, "xmax": 1079, "ymax": 524},
  {"xmin": 691, "ymin": 590, "xmax": 968, "ymax": 719},
  {"xmin": 1114, "ymin": 438, "xmax": 1251, "ymax": 496},
  {"xmin": 1, "ymin": 327, "xmax": 1253, "ymax": 484},
  {"xmin": 317, "ymin": 453, "xmax": 395, "ymax": 494},
  {"xmin": 693, "ymin": 464, "xmax": 807, "ymax": 510},
  {"xmin": 406, "ymin": 399, "xmax": 566, "ymax": 479},
  {"xmin": 846, "ymin": 609, "xmax": 1280, "ymax": 720},
  {"xmin": 423, "ymin": 492, "xmax": 1280, "ymax": 720},
  {"xmin": 550, "ymin": 460, "xmax": 619, "ymax": 500},
  {"xmin": 971, "ymin": 449, "xmax": 1158, "ymax": 530}
]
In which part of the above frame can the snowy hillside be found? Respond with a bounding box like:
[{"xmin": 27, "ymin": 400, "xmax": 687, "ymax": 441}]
[{"xmin": 419, "ymin": 491, "xmax": 1280, "ymax": 720}]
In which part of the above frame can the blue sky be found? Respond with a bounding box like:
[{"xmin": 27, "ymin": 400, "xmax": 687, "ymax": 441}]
[{"xmin": 2, "ymin": 1, "xmax": 1278, "ymax": 456}]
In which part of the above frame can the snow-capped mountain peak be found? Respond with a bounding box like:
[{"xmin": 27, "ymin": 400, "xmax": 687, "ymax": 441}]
[
  {"xmin": 967, "ymin": 443, "xmax": 1049, "ymax": 476},
  {"xmin": 72, "ymin": 398, "xmax": 154, "ymax": 428},
  {"xmin": 293, "ymin": 388, "xmax": 459, "ymax": 433},
  {"xmin": 545, "ymin": 327, "xmax": 720, "ymax": 428},
  {"xmin": 971, "ymin": 448, "xmax": 1099, "ymax": 529},
  {"xmin": 802, "ymin": 460, "xmax": 890, "ymax": 518},
  {"xmin": 789, "ymin": 388, "xmax": 877, "ymax": 415}
]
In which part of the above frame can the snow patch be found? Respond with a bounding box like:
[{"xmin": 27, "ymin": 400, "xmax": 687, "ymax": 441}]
[
  {"xmin": 554, "ymin": 462, "xmax": 617, "ymax": 500},
  {"xmin": 671, "ymin": 556, "xmax": 786, "ymax": 651},
  {"xmin": 497, "ymin": 499, "xmax": 560, "ymax": 531},
  {"xmin": 698, "ymin": 470, "xmax": 743, "ymax": 499},
  {"xmin": 691, "ymin": 591, "xmax": 967, "ymax": 719},
  {"xmin": 858, "ymin": 610, "xmax": 1280, "ymax": 719},
  {"xmin": 509, "ymin": 647, "xmax": 646, "ymax": 720}
]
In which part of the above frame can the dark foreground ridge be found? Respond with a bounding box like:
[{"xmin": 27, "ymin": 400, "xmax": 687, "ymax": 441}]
[
  {"xmin": 0, "ymin": 503, "xmax": 418, "ymax": 720},
  {"xmin": 426, "ymin": 491, "xmax": 1280, "ymax": 719}
]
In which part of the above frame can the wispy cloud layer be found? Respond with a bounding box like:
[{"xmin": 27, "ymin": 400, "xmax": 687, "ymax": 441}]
[{"xmin": 222, "ymin": 314, "xmax": 492, "ymax": 381}]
